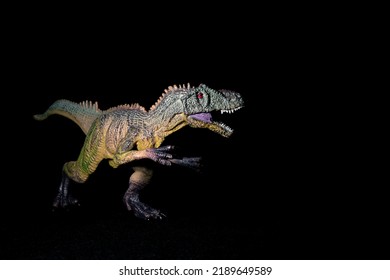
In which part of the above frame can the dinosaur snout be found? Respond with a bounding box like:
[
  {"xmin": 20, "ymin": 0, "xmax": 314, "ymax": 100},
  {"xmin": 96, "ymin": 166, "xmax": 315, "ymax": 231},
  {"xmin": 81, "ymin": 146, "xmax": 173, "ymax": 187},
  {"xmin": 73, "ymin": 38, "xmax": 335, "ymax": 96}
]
[{"xmin": 219, "ymin": 89, "xmax": 244, "ymax": 107}]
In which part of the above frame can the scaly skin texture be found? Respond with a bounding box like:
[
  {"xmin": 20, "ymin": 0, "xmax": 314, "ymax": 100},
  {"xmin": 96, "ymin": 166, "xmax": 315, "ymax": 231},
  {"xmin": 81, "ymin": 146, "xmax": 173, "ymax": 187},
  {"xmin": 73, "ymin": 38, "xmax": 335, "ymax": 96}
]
[{"xmin": 34, "ymin": 83, "xmax": 244, "ymax": 219}]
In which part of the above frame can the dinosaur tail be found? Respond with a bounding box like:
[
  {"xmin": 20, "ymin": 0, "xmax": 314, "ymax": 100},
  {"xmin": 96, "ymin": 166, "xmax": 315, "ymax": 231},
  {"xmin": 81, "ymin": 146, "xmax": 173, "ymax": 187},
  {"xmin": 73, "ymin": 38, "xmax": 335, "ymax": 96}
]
[{"xmin": 33, "ymin": 99, "xmax": 102, "ymax": 134}]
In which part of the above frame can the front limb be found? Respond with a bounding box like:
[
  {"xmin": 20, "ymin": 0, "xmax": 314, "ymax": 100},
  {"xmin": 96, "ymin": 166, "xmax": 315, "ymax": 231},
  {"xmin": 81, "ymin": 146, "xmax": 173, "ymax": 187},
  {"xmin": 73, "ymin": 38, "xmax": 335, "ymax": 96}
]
[
  {"xmin": 109, "ymin": 146, "xmax": 203, "ymax": 172},
  {"xmin": 109, "ymin": 145, "xmax": 175, "ymax": 168}
]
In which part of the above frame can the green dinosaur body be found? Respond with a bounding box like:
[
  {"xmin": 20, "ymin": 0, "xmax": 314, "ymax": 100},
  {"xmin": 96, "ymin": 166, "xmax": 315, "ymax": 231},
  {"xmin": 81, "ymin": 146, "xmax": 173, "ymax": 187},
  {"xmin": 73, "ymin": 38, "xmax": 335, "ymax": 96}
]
[{"xmin": 34, "ymin": 83, "xmax": 243, "ymax": 219}]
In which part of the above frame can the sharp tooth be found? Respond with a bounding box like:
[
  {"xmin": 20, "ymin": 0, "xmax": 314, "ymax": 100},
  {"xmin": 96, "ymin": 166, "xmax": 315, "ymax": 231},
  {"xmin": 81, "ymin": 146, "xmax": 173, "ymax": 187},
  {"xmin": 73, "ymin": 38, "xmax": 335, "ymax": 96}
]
[{"xmin": 217, "ymin": 122, "xmax": 233, "ymax": 132}]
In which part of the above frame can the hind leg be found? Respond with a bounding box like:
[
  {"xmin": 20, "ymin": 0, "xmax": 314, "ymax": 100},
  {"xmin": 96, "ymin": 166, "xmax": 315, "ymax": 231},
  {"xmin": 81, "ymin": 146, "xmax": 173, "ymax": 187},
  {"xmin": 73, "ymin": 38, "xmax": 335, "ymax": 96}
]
[
  {"xmin": 53, "ymin": 124, "xmax": 105, "ymax": 209},
  {"xmin": 52, "ymin": 159, "xmax": 96, "ymax": 209},
  {"xmin": 123, "ymin": 165, "xmax": 165, "ymax": 220}
]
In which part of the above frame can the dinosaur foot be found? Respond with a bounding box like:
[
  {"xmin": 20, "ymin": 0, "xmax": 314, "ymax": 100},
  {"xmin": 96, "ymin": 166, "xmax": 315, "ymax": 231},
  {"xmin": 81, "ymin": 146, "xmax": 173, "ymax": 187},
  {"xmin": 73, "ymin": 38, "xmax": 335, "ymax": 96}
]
[
  {"xmin": 132, "ymin": 202, "xmax": 166, "ymax": 220},
  {"xmin": 52, "ymin": 193, "xmax": 80, "ymax": 209},
  {"xmin": 124, "ymin": 193, "xmax": 166, "ymax": 220},
  {"xmin": 52, "ymin": 171, "xmax": 80, "ymax": 210}
]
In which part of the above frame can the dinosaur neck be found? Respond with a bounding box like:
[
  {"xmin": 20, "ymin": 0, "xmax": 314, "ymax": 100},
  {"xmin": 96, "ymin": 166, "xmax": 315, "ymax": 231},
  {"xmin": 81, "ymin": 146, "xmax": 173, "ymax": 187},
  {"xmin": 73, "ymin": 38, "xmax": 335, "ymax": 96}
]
[{"xmin": 146, "ymin": 97, "xmax": 188, "ymax": 137}]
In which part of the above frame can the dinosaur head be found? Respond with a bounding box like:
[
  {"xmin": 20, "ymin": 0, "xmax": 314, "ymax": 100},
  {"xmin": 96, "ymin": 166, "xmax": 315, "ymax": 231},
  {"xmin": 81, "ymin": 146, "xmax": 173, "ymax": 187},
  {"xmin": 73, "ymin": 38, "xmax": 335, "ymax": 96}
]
[
  {"xmin": 183, "ymin": 84, "xmax": 244, "ymax": 137},
  {"xmin": 150, "ymin": 83, "xmax": 244, "ymax": 137}
]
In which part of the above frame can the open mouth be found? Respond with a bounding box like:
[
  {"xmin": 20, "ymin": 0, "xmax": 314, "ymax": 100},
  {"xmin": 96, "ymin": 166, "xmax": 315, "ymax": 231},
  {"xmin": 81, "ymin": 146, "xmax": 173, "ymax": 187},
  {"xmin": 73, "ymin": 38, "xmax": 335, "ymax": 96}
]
[{"xmin": 188, "ymin": 106, "xmax": 243, "ymax": 137}]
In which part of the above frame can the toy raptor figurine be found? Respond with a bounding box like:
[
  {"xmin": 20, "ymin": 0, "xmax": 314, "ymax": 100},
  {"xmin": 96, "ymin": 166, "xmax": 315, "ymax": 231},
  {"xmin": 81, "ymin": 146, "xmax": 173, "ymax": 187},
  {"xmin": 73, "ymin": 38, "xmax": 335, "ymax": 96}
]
[{"xmin": 34, "ymin": 83, "xmax": 244, "ymax": 220}]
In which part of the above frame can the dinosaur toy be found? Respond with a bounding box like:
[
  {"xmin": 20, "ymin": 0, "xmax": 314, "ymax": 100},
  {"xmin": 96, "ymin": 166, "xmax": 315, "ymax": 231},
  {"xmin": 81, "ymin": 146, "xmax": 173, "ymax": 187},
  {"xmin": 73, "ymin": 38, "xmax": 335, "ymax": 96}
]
[{"xmin": 34, "ymin": 83, "xmax": 244, "ymax": 220}]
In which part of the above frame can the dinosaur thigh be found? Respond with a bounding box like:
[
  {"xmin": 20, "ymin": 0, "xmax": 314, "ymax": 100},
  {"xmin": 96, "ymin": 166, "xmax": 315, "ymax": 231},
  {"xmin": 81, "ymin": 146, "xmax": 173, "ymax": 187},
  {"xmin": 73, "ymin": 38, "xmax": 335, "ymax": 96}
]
[
  {"xmin": 129, "ymin": 166, "xmax": 154, "ymax": 186},
  {"xmin": 63, "ymin": 120, "xmax": 107, "ymax": 183}
]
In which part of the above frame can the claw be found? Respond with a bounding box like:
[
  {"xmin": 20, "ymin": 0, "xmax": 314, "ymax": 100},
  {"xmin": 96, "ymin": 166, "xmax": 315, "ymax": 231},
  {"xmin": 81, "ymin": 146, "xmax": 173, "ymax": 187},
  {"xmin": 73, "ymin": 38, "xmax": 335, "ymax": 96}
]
[
  {"xmin": 170, "ymin": 157, "xmax": 203, "ymax": 171},
  {"xmin": 155, "ymin": 145, "xmax": 175, "ymax": 152},
  {"xmin": 124, "ymin": 191, "xmax": 166, "ymax": 220},
  {"xmin": 145, "ymin": 146, "xmax": 175, "ymax": 166},
  {"xmin": 154, "ymin": 151, "xmax": 173, "ymax": 159}
]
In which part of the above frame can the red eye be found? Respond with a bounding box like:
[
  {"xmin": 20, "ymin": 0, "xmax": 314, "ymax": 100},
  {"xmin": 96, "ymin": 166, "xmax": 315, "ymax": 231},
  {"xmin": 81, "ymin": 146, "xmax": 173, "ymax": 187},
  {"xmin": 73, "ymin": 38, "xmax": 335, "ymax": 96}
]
[{"xmin": 197, "ymin": 92, "xmax": 204, "ymax": 99}]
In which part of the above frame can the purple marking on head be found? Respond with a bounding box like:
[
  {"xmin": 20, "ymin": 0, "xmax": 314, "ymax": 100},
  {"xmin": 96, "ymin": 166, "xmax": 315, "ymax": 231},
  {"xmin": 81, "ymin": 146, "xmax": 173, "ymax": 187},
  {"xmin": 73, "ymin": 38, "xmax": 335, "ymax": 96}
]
[{"xmin": 190, "ymin": 112, "xmax": 212, "ymax": 123}]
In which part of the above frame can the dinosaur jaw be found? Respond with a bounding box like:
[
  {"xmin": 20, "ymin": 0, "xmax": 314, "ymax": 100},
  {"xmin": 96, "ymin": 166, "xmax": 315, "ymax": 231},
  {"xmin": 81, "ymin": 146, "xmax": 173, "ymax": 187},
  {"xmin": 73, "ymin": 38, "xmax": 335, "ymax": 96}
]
[{"xmin": 187, "ymin": 108, "xmax": 242, "ymax": 137}]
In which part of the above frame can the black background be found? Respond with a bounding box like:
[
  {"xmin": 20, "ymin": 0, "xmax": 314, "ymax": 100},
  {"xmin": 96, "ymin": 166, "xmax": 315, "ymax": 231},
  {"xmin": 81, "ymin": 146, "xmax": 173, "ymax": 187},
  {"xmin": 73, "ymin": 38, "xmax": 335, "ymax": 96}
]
[{"xmin": 1, "ymin": 11, "xmax": 388, "ymax": 260}]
